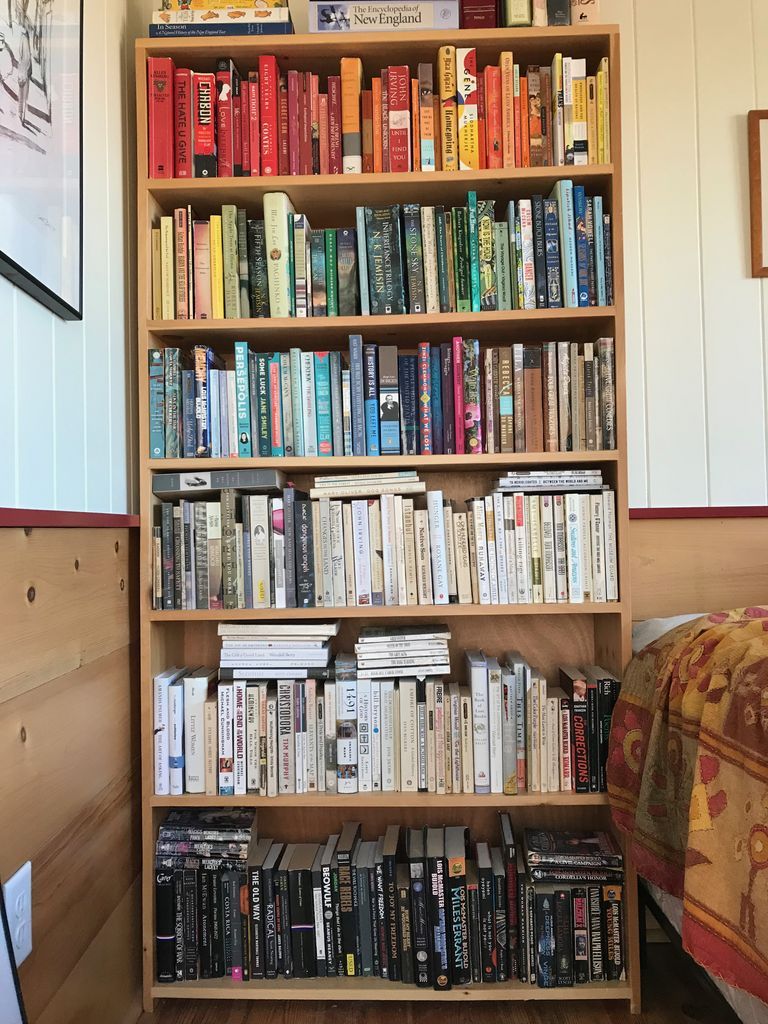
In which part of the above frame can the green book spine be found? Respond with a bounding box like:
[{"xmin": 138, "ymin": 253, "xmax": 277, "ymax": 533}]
[
  {"xmin": 467, "ymin": 191, "xmax": 481, "ymax": 315},
  {"xmin": 494, "ymin": 223, "xmax": 512, "ymax": 312},
  {"xmin": 287, "ymin": 213, "xmax": 296, "ymax": 317},
  {"xmin": 434, "ymin": 206, "xmax": 451, "ymax": 314},
  {"xmin": 222, "ymin": 204, "xmax": 241, "ymax": 319},
  {"xmin": 256, "ymin": 353, "xmax": 271, "ymax": 456},
  {"xmin": 325, "ymin": 229, "xmax": 338, "ymax": 317},
  {"xmin": 477, "ymin": 199, "xmax": 497, "ymax": 312}
]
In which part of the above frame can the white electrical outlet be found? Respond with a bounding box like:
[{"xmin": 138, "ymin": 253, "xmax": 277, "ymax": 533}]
[{"xmin": 3, "ymin": 862, "xmax": 32, "ymax": 966}]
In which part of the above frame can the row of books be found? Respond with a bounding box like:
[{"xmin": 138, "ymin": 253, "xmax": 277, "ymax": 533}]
[
  {"xmin": 151, "ymin": 338, "xmax": 616, "ymax": 460},
  {"xmin": 153, "ymin": 188, "xmax": 614, "ymax": 323},
  {"xmin": 155, "ymin": 810, "xmax": 626, "ymax": 986},
  {"xmin": 147, "ymin": 48, "xmax": 610, "ymax": 178},
  {"xmin": 153, "ymin": 633, "xmax": 620, "ymax": 798},
  {"xmin": 150, "ymin": 471, "xmax": 619, "ymax": 611}
]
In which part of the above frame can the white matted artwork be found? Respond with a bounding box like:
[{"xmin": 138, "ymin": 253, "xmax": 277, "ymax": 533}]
[{"xmin": 0, "ymin": 0, "xmax": 82, "ymax": 319}]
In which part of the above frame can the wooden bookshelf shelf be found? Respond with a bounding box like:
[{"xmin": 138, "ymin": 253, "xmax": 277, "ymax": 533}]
[
  {"xmin": 151, "ymin": 978, "xmax": 633, "ymax": 1001},
  {"xmin": 136, "ymin": 22, "xmax": 637, "ymax": 1014}
]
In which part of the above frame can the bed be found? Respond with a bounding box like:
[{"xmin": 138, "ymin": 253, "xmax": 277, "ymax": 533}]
[{"xmin": 609, "ymin": 609, "xmax": 768, "ymax": 1024}]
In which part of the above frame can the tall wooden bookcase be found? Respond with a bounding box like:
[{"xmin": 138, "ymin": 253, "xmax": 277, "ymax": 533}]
[{"xmin": 136, "ymin": 25, "xmax": 638, "ymax": 1013}]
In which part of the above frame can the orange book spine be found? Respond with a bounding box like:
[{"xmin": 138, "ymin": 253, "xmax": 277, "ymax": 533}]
[
  {"xmin": 484, "ymin": 65, "xmax": 502, "ymax": 169},
  {"xmin": 520, "ymin": 74, "xmax": 530, "ymax": 167},
  {"xmin": 362, "ymin": 88, "xmax": 374, "ymax": 173},
  {"xmin": 411, "ymin": 78, "xmax": 420, "ymax": 171},
  {"xmin": 476, "ymin": 70, "xmax": 487, "ymax": 170},
  {"xmin": 500, "ymin": 52, "xmax": 515, "ymax": 168},
  {"xmin": 372, "ymin": 76, "xmax": 383, "ymax": 173},
  {"xmin": 433, "ymin": 94, "xmax": 442, "ymax": 171},
  {"xmin": 513, "ymin": 64, "xmax": 522, "ymax": 168},
  {"xmin": 319, "ymin": 93, "xmax": 329, "ymax": 174},
  {"xmin": 340, "ymin": 56, "xmax": 363, "ymax": 174}
]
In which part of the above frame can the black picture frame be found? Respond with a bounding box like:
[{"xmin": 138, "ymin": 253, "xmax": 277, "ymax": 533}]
[
  {"xmin": 0, "ymin": 0, "xmax": 84, "ymax": 321},
  {"xmin": 0, "ymin": 880, "xmax": 28, "ymax": 1024}
]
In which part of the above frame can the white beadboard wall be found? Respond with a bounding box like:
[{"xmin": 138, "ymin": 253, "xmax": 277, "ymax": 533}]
[{"xmin": 1, "ymin": 0, "xmax": 766, "ymax": 512}]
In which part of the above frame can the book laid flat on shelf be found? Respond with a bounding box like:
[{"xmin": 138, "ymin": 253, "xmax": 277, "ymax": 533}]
[
  {"xmin": 154, "ymin": 812, "xmax": 625, "ymax": 985},
  {"xmin": 150, "ymin": 191, "xmax": 613, "ymax": 321},
  {"xmin": 150, "ymin": 471, "xmax": 619, "ymax": 611},
  {"xmin": 149, "ymin": 338, "xmax": 616, "ymax": 460},
  {"xmin": 308, "ymin": 2, "xmax": 460, "ymax": 33},
  {"xmin": 146, "ymin": 48, "xmax": 611, "ymax": 178}
]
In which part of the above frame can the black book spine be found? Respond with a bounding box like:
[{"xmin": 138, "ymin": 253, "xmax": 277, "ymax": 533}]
[
  {"xmin": 396, "ymin": 875, "xmax": 415, "ymax": 985},
  {"xmin": 289, "ymin": 869, "xmax": 317, "ymax": 978},
  {"xmin": 467, "ymin": 882, "xmax": 482, "ymax": 984},
  {"xmin": 283, "ymin": 486, "xmax": 297, "ymax": 609},
  {"xmin": 173, "ymin": 869, "xmax": 185, "ymax": 981},
  {"xmin": 402, "ymin": 203, "xmax": 426, "ymax": 314},
  {"xmin": 221, "ymin": 872, "xmax": 233, "ymax": 977},
  {"xmin": 338, "ymin": 854, "xmax": 359, "ymax": 976},
  {"xmin": 294, "ymin": 499, "xmax": 315, "ymax": 608},
  {"xmin": 263, "ymin": 865, "xmax": 279, "ymax": 979},
  {"xmin": 311, "ymin": 861, "xmax": 326, "ymax": 978},
  {"xmin": 209, "ymin": 869, "xmax": 224, "ymax": 977},
  {"xmin": 365, "ymin": 207, "xmax": 387, "ymax": 315},
  {"xmin": 597, "ymin": 678, "xmax": 614, "ymax": 792},
  {"xmin": 493, "ymin": 870, "xmax": 508, "ymax": 982},
  {"xmin": 388, "ymin": 205, "xmax": 406, "ymax": 315},
  {"xmin": 384, "ymin": 854, "xmax": 400, "ymax": 982},
  {"xmin": 183, "ymin": 868, "xmax": 199, "ymax": 980},
  {"xmin": 239, "ymin": 869, "xmax": 250, "ymax": 982},
  {"xmin": 602, "ymin": 885, "xmax": 624, "ymax": 981},
  {"xmin": 276, "ymin": 864, "xmax": 293, "ymax": 978},
  {"xmin": 321, "ymin": 861, "xmax": 336, "ymax": 976},
  {"xmin": 336, "ymin": 228, "xmax": 360, "ymax": 317},
  {"xmin": 248, "ymin": 220, "xmax": 270, "ymax": 317},
  {"xmin": 554, "ymin": 889, "xmax": 574, "ymax": 986},
  {"xmin": 440, "ymin": 342, "xmax": 455, "ymax": 455},
  {"xmin": 447, "ymin": 872, "xmax": 471, "ymax": 986},
  {"xmin": 329, "ymin": 350, "xmax": 345, "ymax": 455},
  {"xmin": 161, "ymin": 503, "xmax": 174, "ymax": 609},
  {"xmin": 532, "ymin": 194, "xmax": 548, "ymax": 308},
  {"xmin": 229, "ymin": 872, "xmax": 244, "ymax": 981},
  {"xmin": 410, "ymin": 860, "xmax": 430, "ymax": 986},
  {"xmin": 516, "ymin": 872, "xmax": 527, "ymax": 983},
  {"xmin": 357, "ymin": 863, "xmax": 373, "ymax": 977},
  {"xmin": 373, "ymin": 861, "xmax": 387, "ymax": 978},
  {"xmin": 478, "ymin": 866, "xmax": 496, "ymax": 983},
  {"xmin": 199, "ymin": 867, "xmax": 212, "ymax": 979},
  {"xmin": 603, "ymin": 213, "xmax": 614, "ymax": 305},
  {"xmin": 526, "ymin": 884, "xmax": 536, "ymax": 984},
  {"xmin": 572, "ymin": 887, "xmax": 589, "ymax": 984},
  {"xmin": 534, "ymin": 892, "xmax": 556, "ymax": 988},
  {"xmin": 587, "ymin": 682, "xmax": 600, "ymax": 792},
  {"xmin": 155, "ymin": 866, "xmax": 176, "ymax": 983},
  {"xmin": 428, "ymin": 855, "xmax": 451, "ymax": 990},
  {"xmin": 434, "ymin": 205, "xmax": 451, "ymax": 313},
  {"xmin": 588, "ymin": 885, "xmax": 605, "ymax": 981},
  {"xmin": 331, "ymin": 861, "xmax": 345, "ymax": 977},
  {"xmin": 249, "ymin": 864, "xmax": 264, "ymax": 979}
]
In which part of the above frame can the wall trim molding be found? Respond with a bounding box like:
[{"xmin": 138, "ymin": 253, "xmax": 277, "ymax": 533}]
[
  {"xmin": 630, "ymin": 506, "xmax": 768, "ymax": 520},
  {"xmin": 0, "ymin": 508, "xmax": 140, "ymax": 529}
]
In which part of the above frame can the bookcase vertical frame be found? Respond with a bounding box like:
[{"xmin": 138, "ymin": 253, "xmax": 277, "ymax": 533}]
[{"xmin": 135, "ymin": 26, "xmax": 637, "ymax": 1014}]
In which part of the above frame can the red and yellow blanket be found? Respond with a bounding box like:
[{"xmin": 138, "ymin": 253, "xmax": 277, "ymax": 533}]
[{"xmin": 609, "ymin": 607, "xmax": 768, "ymax": 1004}]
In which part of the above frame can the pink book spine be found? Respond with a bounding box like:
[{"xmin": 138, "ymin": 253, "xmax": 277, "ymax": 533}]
[
  {"xmin": 193, "ymin": 221, "xmax": 212, "ymax": 320},
  {"xmin": 278, "ymin": 74, "xmax": 289, "ymax": 176},
  {"xmin": 248, "ymin": 71, "xmax": 260, "ymax": 176},
  {"xmin": 311, "ymin": 73, "xmax": 320, "ymax": 174},
  {"xmin": 258, "ymin": 56, "xmax": 278, "ymax": 176},
  {"xmin": 319, "ymin": 94, "xmax": 329, "ymax": 175},
  {"xmin": 327, "ymin": 75, "xmax": 342, "ymax": 174},
  {"xmin": 381, "ymin": 68, "xmax": 390, "ymax": 173},
  {"xmin": 269, "ymin": 360, "xmax": 283, "ymax": 448},
  {"xmin": 287, "ymin": 70, "xmax": 301, "ymax": 175},
  {"xmin": 452, "ymin": 336, "xmax": 465, "ymax": 454},
  {"xmin": 174, "ymin": 207, "xmax": 189, "ymax": 320},
  {"xmin": 300, "ymin": 71, "xmax": 312, "ymax": 175}
]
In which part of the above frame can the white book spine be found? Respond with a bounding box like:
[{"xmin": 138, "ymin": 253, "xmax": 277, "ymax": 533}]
[
  {"xmin": 514, "ymin": 492, "xmax": 531, "ymax": 602},
  {"xmin": 528, "ymin": 494, "xmax": 543, "ymax": 604},
  {"xmin": 443, "ymin": 504, "xmax": 457, "ymax": 602},
  {"xmin": 453, "ymin": 512, "xmax": 473, "ymax": 604},
  {"xmin": 444, "ymin": 694, "xmax": 452, "ymax": 795},
  {"xmin": 351, "ymin": 499, "xmax": 372, "ymax": 606},
  {"xmin": 370, "ymin": 681, "xmax": 382, "ymax": 791},
  {"xmin": 519, "ymin": 198, "xmax": 536, "ymax": 310},
  {"xmin": 204, "ymin": 696, "xmax": 217, "ymax": 797},
  {"xmin": 380, "ymin": 681, "xmax": 396, "ymax": 791},
  {"xmin": 312, "ymin": 501, "xmax": 324, "ymax": 607},
  {"xmin": 402, "ymin": 499, "xmax": 419, "ymax": 604},
  {"xmin": 217, "ymin": 682, "xmax": 234, "ymax": 796},
  {"xmin": 294, "ymin": 682, "xmax": 305, "ymax": 795},
  {"xmin": 416, "ymin": 684, "xmax": 427, "ymax": 791},
  {"xmin": 501, "ymin": 668, "xmax": 517, "ymax": 795},
  {"xmin": 271, "ymin": 497, "xmax": 286, "ymax": 609},
  {"xmin": 426, "ymin": 490, "xmax": 450, "ymax": 604},
  {"xmin": 169, "ymin": 681, "xmax": 184, "ymax": 796},
  {"xmin": 467, "ymin": 653, "xmax": 490, "ymax": 793},
  {"xmin": 357, "ymin": 678, "xmax": 372, "ymax": 792},
  {"xmin": 336, "ymin": 676, "xmax": 358, "ymax": 794},
  {"xmin": 341, "ymin": 369, "xmax": 353, "ymax": 456},
  {"xmin": 434, "ymin": 681, "xmax": 446, "ymax": 795},
  {"xmin": 565, "ymin": 493, "xmax": 584, "ymax": 602},
  {"xmin": 342, "ymin": 503, "xmax": 356, "ymax": 606},
  {"xmin": 153, "ymin": 676, "xmax": 172, "ymax": 796},
  {"xmin": 470, "ymin": 499, "xmax": 491, "ymax": 604},
  {"xmin": 538, "ymin": 679, "xmax": 548, "ymax": 794},
  {"xmin": 258, "ymin": 683, "xmax": 269, "ymax": 794},
  {"xmin": 233, "ymin": 679, "xmax": 247, "ymax": 796},
  {"xmin": 324, "ymin": 682, "xmax": 337, "ymax": 793},
  {"xmin": 449, "ymin": 685, "xmax": 463, "ymax": 794},
  {"xmin": 460, "ymin": 693, "xmax": 474, "ymax": 793},
  {"xmin": 547, "ymin": 695, "xmax": 561, "ymax": 792},
  {"xmin": 367, "ymin": 499, "xmax": 384, "ymax": 604},
  {"xmin": 541, "ymin": 495, "xmax": 557, "ymax": 603},
  {"xmin": 319, "ymin": 498, "xmax": 334, "ymax": 607},
  {"xmin": 420, "ymin": 206, "xmax": 440, "ymax": 313},
  {"xmin": 235, "ymin": 522, "xmax": 244, "ymax": 609},
  {"xmin": 393, "ymin": 495, "xmax": 408, "ymax": 606},
  {"xmin": 484, "ymin": 496, "xmax": 499, "ymax": 604},
  {"xmin": 414, "ymin": 509, "xmax": 433, "ymax": 605},
  {"xmin": 289, "ymin": 348, "xmax": 303, "ymax": 456},
  {"xmin": 277, "ymin": 680, "xmax": 296, "ymax": 794},
  {"xmin": 266, "ymin": 692, "xmax": 278, "ymax": 797},
  {"xmin": 492, "ymin": 491, "xmax": 509, "ymax": 604},
  {"xmin": 515, "ymin": 663, "xmax": 527, "ymax": 793},
  {"xmin": 300, "ymin": 352, "xmax": 318, "ymax": 456},
  {"xmin": 305, "ymin": 678, "xmax": 318, "ymax": 792},
  {"xmin": 503, "ymin": 495, "xmax": 518, "ymax": 603},
  {"xmin": 426, "ymin": 680, "xmax": 436, "ymax": 793},
  {"xmin": 487, "ymin": 663, "xmax": 503, "ymax": 794},
  {"xmin": 590, "ymin": 493, "xmax": 606, "ymax": 602},
  {"xmin": 227, "ymin": 371, "xmax": 238, "ymax": 455},
  {"xmin": 250, "ymin": 495, "xmax": 271, "ymax": 609},
  {"xmin": 399, "ymin": 679, "xmax": 418, "ymax": 792},
  {"xmin": 316, "ymin": 690, "xmax": 326, "ymax": 792},
  {"xmin": 603, "ymin": 488, "xmax": 618, "ymax": 601},
  {"xmin": 245, "ymin": 684, "xmax": 260, "ymax": 792},
  {"xmin": 527, "ymin": 674, "xmax": 539, "ymax": 792},
  {"xmin": 579, "ymin": 493, "xmax": 593, "ymax": 601},
  {"xmin": 554, "ymin": 494, "xmax": 569, "ymax": 601},
  {"xmin": 330, "ymin": 501, "xmax": 347, "ymax": 607},
  {"xmin": 380, "ymin": 493, "xmax": 398, "ymax": 606},
  {"xmin": 280, "ymin": 352, "xmax": 294, "ymax": 456}
]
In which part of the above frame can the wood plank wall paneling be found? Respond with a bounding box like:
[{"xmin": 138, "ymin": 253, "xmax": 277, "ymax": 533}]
[
  {"xmin": 630, "ymin": 517, "xmax": 768, "ymax": 621},
  {"xmin": 0, "ymin": 527, "xmax": 141, "ymax": 1024}
]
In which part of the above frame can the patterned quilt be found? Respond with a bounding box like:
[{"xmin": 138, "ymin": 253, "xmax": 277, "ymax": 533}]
[{"xmin": 608, "ymin": 608, "xmax": 768, "ymax": 1004}]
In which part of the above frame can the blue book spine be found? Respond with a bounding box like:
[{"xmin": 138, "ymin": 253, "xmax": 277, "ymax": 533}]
[
  {"xmin": 349, "ymin": 334, "xmax": 366, "ymax": 456},
  {"xmin": 554, "ymin": 180, "xmax": 578, "ymax": 308},
  {"xmin": 467, "ymin": 191, "xmax": 481, "ymax": 314},
  {"xmin": 193, "ymin": 346, "xmax": 214, "ymax": 457},
  {"xmin": 363, "ymin": 344, "xmax": 380, "ymax": 456},
  {"xmin": 182, "ymin": 370, "xmax": 196, "ymax": 458},
  {"xmin": 149, "ymin": 21, "xmax": 294, "ymax": 36},
  {"xmin": 209, "ymin": 369, "xmax": 220, "ymax": 458},
  {"xmin": 163, "ymin": 348, "xmax": 182, "ymax": 459},
  {"xmin": 355, "ymin": 207, "xmax": 370, "ymax": 316},
  {"xmin": 148, "ymin": 349, "xmax": 165, "ymax": 458},
  {"xmin": 289, "ymin": 348, "xmax": 305, "ymax": 457},
  {"xmin": 429, "ymin": 347, "xmax": 443, "ymax": 455},
  {"xmin": 593, "ymin": 195, "xmax": 606, "ymax": 306},
  {"xmin": 256, "ymin": 354, "xmax": 271, "ymax": 457},
  {"xmin": 234, "ymin": 341, "xmax": 252, "ymax": 457},
  {"xmin": 573, "ymin": 185, "xmax": 590, "ymax": 307},
  {"xmin": 269, "ymin": 353, "xmax": 285, "ymax": 457},
  {"xmin": 543, "ymin": 198, "xmax": 563, "ymax": 308},
  {"xmin": 242, "ymin": 499, "xmax": 253, "ymax": 609},
  {"xmin": 314, "ymin": 352, "xmax": 334, "ymax": 457}
]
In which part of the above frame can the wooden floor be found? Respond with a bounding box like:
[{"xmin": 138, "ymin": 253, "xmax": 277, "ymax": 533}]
[{"xmin": 138, "ymin": 945, "xmax": 741, "ymax": 1024}]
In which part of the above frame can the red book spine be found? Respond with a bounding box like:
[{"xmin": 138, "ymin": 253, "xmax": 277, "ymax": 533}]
[
  {"xmin": 192, "ymin": 72, "xmax": 217, "ymax": 178},
  {"xmin": 259, "ymin": 55, "xmax": 279, "ymax": 176},
  {"xmin": 319, "ymin": 93, "xmax": 329, "ymax": 175},
  {"xmin": 232, "ymin": 69, "xmax": 243, "ymax": 176},
  {"xmin": 452, "ymin": 336, "xmax": 465, "ymax": 454},
  {"xmin": 173, "ymin": 68, "xmax": 192, "ymax": 179},
  {"xmin": 215, "ymin": 59, "xmax": 234, "ymax": 178},
  {"xmin": 248, "ymin": 71, "xmax": 260, "ymax": 176},
  {"xmin": 148, "ymin": 57, "xmax": 174, "ymax": 179},
  {"xmin": 460, "ymin": 0, "xmax": 497, "ymax": 27},
  {"xmin": 476, "ymin": 71, "xmax": 487, "ymax": 170},
  {"xmin": 484, "ymin": 65, "xmax": 502, "ymax": 169},
  {"xmin": 241, "ymin": 79, "xmax": 251, "ymax": 175},
  {"xmin": 381, "ymin": 69, "xmax": 390, "ymax": 172},
  {"xmin": 287, "ymin": 70, "xmax": 301, "ymax": 175},
  {"xmin": 300, "ymin": 71, "xmax": 313, "ymax": 176},
  {"xmin": 311, "ymin": 74, "xmax": 320, "ymax": 174},
  {"xmin": 278, "ymin": 74, "xmax": 289, "ymax": 176},
  {"xmin": 327, "ymin": 75, "xmax": 342, "ymax": 174},
  {"xmin": 361, "ymin": 89, "xmax": 373, "ymax": 173},
  {"xmin": 387, "ymin": 65, "xmax": 410, "ymax": 174}
]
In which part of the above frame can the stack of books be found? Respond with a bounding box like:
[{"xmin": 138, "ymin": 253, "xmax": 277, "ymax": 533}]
[
  {"xmin": 147, "ymin": 47, "xmax": 610, "ymax": 177},
  {"xmin": 150, "ymin": 1, "xmax": 292, "ymax": 38},
  {"xmin": 152, "ymin": 188, "xmax": 613, "ymax": 321},
  {"xmin": 150, "ymin": 337, "xmax": 616, "ymax": 460},
  {"xmin": 153, "ymin": 649, "xmax": 618, "ymax": 797},
  {"xmin": 155, "ymin": 813, "xmax": 625, "ymax": 985}
]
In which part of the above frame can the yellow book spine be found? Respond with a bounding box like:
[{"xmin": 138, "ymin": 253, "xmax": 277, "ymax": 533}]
[
  {"xmin": 572, "ymin": 74, "xmax": 587, "ymax": 166},
  {"xmin": 340, "ymin": 56, "xmax": 363, "ymax": 174},
  {"xmin": 151, "ymin": 227, "xmax": 162, "ymax": 320},
  {"xmin": 586, "ymin": 75, "xmax": 597, "ymax": 165},
  {"xmin": 438, "ymin": 45, "xmax": 458, "ymax": 172},
  {"xmin": 499, "ymin": 51, "xmax": 515, "ymax": 167},
  {"xmin": 599, "ymin": 57, "xmax": 611, "ymax": 162},
  {"xmin": 456, "ymin": 47, "xmax": 479, "ymax": 172},
  {"xmin": 210, "ymin": 214, "xmax": 225, "ymax": 320},
  {"xmin": 596, "ymin": 68, "xmax": 605, "ymax": 164},
  {"xmin": 160, "ymin": 216, "xmax": 175, "ymax": 320}
]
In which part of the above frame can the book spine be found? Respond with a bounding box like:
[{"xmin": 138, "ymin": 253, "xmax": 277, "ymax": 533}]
[
  {"xmin": 341, "ymin": 57, "xmax": 363, "ymax": 173},
  {"xmin": 148, "ymin": 57, "xmax": 175, "ymax": 179},
  {"xmin": 258, "ymin": 56, "xmax": 279, "ymax": 175},
  {"xmin": 417, "ymin": 342, "xmax": 432, "ymax": 454}
]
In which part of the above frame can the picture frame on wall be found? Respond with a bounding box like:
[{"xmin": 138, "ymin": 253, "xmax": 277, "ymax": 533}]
[
  {"xmin": 0, "ymin": 0, "xmax": 83, "ymax": 320},
  {"xmin": 749, "ymin": 109, "xmax": 768, "ymax": 279}
]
